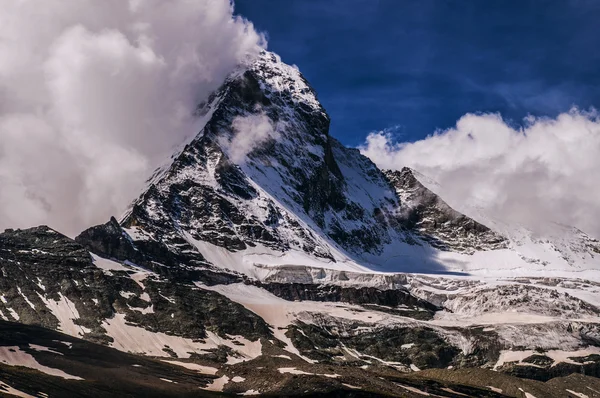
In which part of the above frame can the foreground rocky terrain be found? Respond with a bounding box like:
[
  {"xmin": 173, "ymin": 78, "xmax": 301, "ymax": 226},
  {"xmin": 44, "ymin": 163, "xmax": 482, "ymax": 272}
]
[
  {"xmin": 3, "ymin": 318, "xmax": 600, "ymax": 398},
  {"xmin": 2, "ymin": 51, "xmax": 600, "ymax": 397}
]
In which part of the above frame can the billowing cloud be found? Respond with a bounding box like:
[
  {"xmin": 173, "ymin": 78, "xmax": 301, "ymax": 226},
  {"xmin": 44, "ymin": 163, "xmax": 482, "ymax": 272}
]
[
  {"xmin": 360, "ymin": 109, "xmax": 600, "ymax": 237},
  {"xmin": 220, "ymin": 113, "xmax": 281, "ymax": 163},
  {"xmin": 0, "ymin": 0, "xmax": 265, "ymax": 236}
]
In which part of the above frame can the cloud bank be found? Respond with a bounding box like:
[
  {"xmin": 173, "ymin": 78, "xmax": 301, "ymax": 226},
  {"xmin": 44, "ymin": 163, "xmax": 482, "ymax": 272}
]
[
  {"xmin": 360, "ymin": 109, "xmax": 600, "ymax": 237},
  {"xmin": 0, "ymin": 0, "xmax": 265, "ymax": 236}
]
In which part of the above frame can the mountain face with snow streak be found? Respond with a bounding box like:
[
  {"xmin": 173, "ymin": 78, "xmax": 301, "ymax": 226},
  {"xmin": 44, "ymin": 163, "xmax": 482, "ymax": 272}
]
[
  {"xmin": 119, "ymin": 50, "xmax": 384, "ymax": 263},
  {"xmin": 2, "ymin": 51, "xmax": 600, "ymax": 396}
]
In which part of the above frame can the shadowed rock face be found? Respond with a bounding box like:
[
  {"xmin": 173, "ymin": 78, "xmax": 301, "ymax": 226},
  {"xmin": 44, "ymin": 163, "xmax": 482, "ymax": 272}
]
[
  {"xmin": 256, "ymin": 282, "xmax": 439, "ymax": 319},
  {"xmin": 498, "ymin": 354, "xmax": 600, "ymax": 381},
  {"xmin": 117, "ymin": 51, "xmax": 344, "ymax": 261},
  {"xmin": 286, "ymin": 321, "xmax": 462, "ymax": 368}
]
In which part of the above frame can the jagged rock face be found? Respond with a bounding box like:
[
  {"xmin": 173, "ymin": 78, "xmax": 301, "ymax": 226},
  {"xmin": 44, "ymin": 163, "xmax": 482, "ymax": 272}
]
[
  {"xmin": 407, "ymin": 169, "xmax": 600, "ymax": 270},
  {"xmin": 0, "ymin": 226, "xmax": 96, "ymax": 333},
  {"xmin": 385, "ymin": 167, "xmax": 507, "ymax": 253},
  {"xmin": 498, "ymin": 354, "xmax": 600, "ymax": 381},
  {"xmin": 114, "ymin": 51, "xmax": 523, "ymax": 281},
  {"xmin": 286, "ymin": 321, "xmax": 461, "ymax": 369},
  {"xmin": 436, "ymin": 284, "xmax": 600, "ymax": 318}
]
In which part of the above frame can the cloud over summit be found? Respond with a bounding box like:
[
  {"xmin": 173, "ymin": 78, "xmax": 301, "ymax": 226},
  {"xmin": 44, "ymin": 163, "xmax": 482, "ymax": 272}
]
[{"xmin": 0, "ymin": 0, "xmax": 265, "ymax": 236}]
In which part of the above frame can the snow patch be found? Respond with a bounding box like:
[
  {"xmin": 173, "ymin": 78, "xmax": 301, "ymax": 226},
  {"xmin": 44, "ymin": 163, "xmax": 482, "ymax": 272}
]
[
  {"xmin": 92, "ymin": 254, "xmax": 130, "ymax": 272},
  {"xmin": 278, "ymin": 367, "xmax": 311, "ymax": 375},
  {"xmin": 240, "ymin": 389, "xmax": 260, "ymax": 396},
  {"xmin": 163, "ymin": 362, "xmax": 219, "ymax": 375},
  {"xmin": 37, "ymin": 293, "xmax": 90, "ymax": 336},
  {"xmin": 0, "ymin": 380, "xmax": 35, "ymax": 398},
  {"xmin": 6, "ymin": 308, "xmax": 19, "ymax": 321},
  {"xmin": 397, "ymin": 384, "xmax": 430, "ymax": 396},
  {"xmin": 566, "ymin": 390, "xmax": 590, "ymax": 398},
  {"xmin": 0, "ymin": 346, "xmax": 82, "ymax": 380},
  {"xmin": 28, "ymin": 345, "xmax": 63, "ymax": 356},
  {"xmin": 102, "ymin": 313, "xmax": 261, "ymax": 362},
  {"xmin": 204, "ymin": 375, "xmax": 229, "ymax": 392}
]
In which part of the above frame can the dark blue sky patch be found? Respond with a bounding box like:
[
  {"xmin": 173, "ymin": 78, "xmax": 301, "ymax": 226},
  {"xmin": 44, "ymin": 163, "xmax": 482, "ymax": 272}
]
[{"xmin": 235, "ymin": 0, "xmax": 600, "ymax": 146}]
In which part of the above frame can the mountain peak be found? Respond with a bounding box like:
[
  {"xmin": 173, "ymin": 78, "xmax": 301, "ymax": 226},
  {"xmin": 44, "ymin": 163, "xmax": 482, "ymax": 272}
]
[{"xmin": 249, "ymin": 51, "xmax": 325, "ymax": 115}]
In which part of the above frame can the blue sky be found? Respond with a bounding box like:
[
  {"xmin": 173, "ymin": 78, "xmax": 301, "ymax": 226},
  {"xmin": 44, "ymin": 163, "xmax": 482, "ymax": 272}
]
[{"xmin": 235, "ymin": 0, "xmax": 600, "ymax": 146}]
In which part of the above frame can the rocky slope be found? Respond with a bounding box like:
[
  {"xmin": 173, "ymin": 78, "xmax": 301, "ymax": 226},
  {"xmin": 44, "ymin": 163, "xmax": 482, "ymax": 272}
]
[
  {"xmin": 4, "ymin": 321, "xmax": 600, "ymax": 398},
  {"xmin": 112, "ymin": 50, "xmax": 600, "ymax": 277},
  {"xmin": 2, "ymin": 50, "xmax": 600, "ymax": 396}
]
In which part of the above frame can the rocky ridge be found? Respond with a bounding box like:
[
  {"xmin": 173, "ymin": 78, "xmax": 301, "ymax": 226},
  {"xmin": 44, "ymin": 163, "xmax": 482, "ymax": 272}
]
[{"xmin": 385, "ymin": 167, "xmax": 508, "ymax": 253}]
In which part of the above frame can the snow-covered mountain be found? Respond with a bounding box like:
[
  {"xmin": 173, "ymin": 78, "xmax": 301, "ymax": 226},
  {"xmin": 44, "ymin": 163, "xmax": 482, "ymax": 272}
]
[
  {"xmin": 113, "ymin": 51, "xmax": 525, "ymax": 277},
  {"xmin": 2, "ymin": 51, "xmax": 600, "ymax": 397}
]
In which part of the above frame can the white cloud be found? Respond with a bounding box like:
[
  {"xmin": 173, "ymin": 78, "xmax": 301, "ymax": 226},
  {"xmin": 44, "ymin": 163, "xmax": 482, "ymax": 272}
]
[
  {"xmin": 0, "ymin": 0, "xmax": 265, "ymax": 236},
  {"xmin": 220, "ymin": 113, "xmax": 281, "ymax": 164},
  {"xmin": 360, "ymin": 109, "xmax": 600, "ymax": 237}
]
